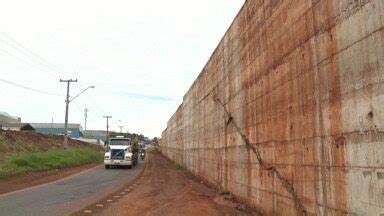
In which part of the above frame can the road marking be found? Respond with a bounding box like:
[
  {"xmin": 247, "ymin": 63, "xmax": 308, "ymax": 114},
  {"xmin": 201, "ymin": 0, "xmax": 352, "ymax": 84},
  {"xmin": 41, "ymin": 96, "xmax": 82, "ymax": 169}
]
[
  {"xmin": 114, "ymin": 195, "xmax": 120, "ymax": 198},
  {"xmin": 121, "ymin": 192, "xmax": 126, "ymax": 194},
  {"xmin": 72, "ymin": 158, "xmax": 149, "ymax": 215},
  {"xmin": 83, "ymin": 210, "xmax": 92, "ymax": 213},
  {"xmin": 96, "ymin": 204, "xmax": 104, "ymax": 207}
]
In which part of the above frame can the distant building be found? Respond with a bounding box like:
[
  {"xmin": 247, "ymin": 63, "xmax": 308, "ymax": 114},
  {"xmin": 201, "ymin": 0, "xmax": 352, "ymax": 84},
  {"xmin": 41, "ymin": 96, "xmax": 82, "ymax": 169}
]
[
  {"xmin": 0, "ymin": 111, "xmax": 21, "ymax": 123},
  {"xmin": 30, "ymin": 123, "xmax": 83, "ymax": 138},
  {"xmin": 0, "ymin": 122, "xmax": 35, "ymax": 131},
  {"xmin": 83, "ymin": 130, "xmax": 107, "ymax": 144}
]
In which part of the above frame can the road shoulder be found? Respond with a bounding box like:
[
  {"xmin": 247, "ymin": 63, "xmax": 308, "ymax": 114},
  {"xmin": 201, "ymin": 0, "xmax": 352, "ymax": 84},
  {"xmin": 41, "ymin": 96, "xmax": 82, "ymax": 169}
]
[
  {"xmin": 0, "ymin": 162, "xmax": 101, "ymax": 196},
  {"xmin": 80, "ymin": 153, "xmax": 257, "ymax": 216}
]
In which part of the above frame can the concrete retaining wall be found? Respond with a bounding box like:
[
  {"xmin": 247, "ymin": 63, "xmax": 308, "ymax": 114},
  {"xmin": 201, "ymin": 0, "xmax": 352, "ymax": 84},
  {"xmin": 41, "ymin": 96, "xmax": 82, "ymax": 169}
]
[{"xmin": 160, "ymin": 0, "xmax": 384, "ymax": 214}]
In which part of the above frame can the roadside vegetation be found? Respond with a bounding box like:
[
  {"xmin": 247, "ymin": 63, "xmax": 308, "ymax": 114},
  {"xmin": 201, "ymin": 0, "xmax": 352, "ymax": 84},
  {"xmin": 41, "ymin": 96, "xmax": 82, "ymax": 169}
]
[
  {"xmin": 168, "ymin": 161, "xmax": 188, "ymax": 173},
  {"xmin": 147, "ymin": 148, "xmax": 158, "ymax": 153},
  {"xmin": 0, "ymin": 148, "xmax": 103, "ymax": 179}
]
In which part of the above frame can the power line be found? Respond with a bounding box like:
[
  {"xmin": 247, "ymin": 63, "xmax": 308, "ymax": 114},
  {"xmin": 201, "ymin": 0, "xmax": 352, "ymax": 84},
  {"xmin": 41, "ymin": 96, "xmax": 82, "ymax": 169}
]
[
  {"xmin": 10, "ymin": 34, "xmax": 107, "ymax": 115},
  {"xmin": 77, "ymin": 81, "xmax": 106, "ymax": 114},
  {"xmin": 72, "ymin": 101, "xmax": 99, "ymax": 126},
  {"xmin": 1, "ymin": 33, "xmax": 87, "ymax": 86},
  {"xmin": 1, "ymin": 32, "xmax": 60, "ymax": 72},
  {"xmin": 0, "ymin": 39, "xmax": 57, "ymax": 74},
  {"xmin": 0, "ymin": 48, "xmax": 59, "ymax": 79},
  {"xmin": 0, "ymin": 32, "xmax": 76, "ymax": 82},
  {"xmin": 68, "ymin": 47, "xmax": 116, "ymax": 85},
  {"xmin": 0, "ymin": 33, "xmax": 101, "ymax": 111},
  {"xmin": 56, "ymin": 47, "xmax": 112, "ymax": 115},
  {"xmin": 0, "ymin": 78, "xmax": 62, "ymax": 96},
  {"xmin": 0, "ymin": 32, "xmax": 106, "ymax": 119}
]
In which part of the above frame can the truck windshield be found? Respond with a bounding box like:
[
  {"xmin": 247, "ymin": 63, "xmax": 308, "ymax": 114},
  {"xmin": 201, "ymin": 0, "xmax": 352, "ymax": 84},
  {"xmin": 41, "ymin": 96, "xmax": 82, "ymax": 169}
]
[{"xmin": 109, "ymin": 139, "xmax": 130, "ymax": 146}]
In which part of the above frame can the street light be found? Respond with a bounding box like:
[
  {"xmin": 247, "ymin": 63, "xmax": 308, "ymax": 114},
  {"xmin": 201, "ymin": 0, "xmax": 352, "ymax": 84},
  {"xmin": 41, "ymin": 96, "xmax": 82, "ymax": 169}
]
[
  {"xmin": 62, "ymin": 83, "xmax": 95, "ymax": 150},
  {"xmin": 69, "ymin": 86, "xmax": 95, "ymax": 103}
]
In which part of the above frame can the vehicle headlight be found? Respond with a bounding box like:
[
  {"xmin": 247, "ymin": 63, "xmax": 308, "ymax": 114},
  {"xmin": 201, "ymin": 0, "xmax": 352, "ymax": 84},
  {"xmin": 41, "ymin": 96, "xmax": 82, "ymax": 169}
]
[
  {"xmin": 104, "ymin": 154, "xmax": 110, "ymax": 159},
  {"xmin": 125, "ymin": 155, "xmax": 131, "ymax": 160}
]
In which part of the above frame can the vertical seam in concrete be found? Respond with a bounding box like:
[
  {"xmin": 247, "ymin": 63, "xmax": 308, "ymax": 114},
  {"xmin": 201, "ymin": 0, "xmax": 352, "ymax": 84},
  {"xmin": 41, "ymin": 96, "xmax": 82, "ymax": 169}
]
[
  {"xmin": 324, "ymin": 0, "xmax": 347, "ymax": 213},
  {"xmin": 309, "ymin": 0, "xmax": 328, "ymax": 215}
]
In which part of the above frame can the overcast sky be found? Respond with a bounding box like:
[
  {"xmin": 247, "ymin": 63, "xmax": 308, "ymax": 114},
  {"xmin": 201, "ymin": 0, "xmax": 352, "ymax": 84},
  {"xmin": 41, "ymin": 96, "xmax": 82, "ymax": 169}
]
[{"xmin": 0, "ymin": 0, "xmax": 244, "ymax": 138}]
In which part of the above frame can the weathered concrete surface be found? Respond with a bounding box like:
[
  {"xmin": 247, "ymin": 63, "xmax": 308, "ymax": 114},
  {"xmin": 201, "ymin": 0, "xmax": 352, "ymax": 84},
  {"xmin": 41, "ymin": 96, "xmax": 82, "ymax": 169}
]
[{"xmin": 160, "ymin": 0, "xmax": 384, "ymax": 215}]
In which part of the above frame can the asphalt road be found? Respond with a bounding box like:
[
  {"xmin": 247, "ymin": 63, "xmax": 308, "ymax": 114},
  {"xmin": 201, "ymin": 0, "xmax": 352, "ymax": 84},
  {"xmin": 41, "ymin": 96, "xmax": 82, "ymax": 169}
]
[{"xmin": 0, "ymin": 160, "xmax": 145, "ymax": 216}]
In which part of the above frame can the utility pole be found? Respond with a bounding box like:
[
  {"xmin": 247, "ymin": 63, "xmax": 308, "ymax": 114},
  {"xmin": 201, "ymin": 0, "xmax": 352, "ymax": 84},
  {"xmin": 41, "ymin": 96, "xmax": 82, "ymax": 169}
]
[
  {"xmin": 84, "ymin": 108, "xmax": 89, "ymax": 131},
  {"xmin": 60, "ymin": 79, "xmax": 77, "ymax": 150},
  {"xmin": 51, "ymin": 117, "xmax": 53, "ymax": 135},
  {"xmin": 118, "ymin": 125, "xmax": 124, "ymax": 133},
  {"xmin": 103, "ymin": 116, "xmax": 112, "ymax": 145},
  {"xmin": 118, "ymin": 119, "xmax": 123, "ymax": 133}
]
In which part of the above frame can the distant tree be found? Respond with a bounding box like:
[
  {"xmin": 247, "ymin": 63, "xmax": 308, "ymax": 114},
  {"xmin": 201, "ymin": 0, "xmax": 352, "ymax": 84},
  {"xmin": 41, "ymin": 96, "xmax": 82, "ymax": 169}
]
[
  {"xmin": 138, "ymin": 134, "xmax": 145, "ymax": 141},
  {"xmin": 152, "ymin": 137, "xmax": 159, "ymax": 144}
]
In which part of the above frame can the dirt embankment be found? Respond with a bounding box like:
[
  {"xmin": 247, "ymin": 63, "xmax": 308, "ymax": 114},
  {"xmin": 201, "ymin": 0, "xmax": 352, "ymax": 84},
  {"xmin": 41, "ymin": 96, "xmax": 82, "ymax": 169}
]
[{"xmin": 0, "ymin": 130, "xmax": 103, "ymax": 161}]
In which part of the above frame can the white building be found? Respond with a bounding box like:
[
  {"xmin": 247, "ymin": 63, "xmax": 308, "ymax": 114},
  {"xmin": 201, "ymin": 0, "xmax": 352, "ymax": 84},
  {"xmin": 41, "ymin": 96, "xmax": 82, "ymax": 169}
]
[{"xmin": 0, "ymin": 111, "xmax": 21, "ymax": 123}]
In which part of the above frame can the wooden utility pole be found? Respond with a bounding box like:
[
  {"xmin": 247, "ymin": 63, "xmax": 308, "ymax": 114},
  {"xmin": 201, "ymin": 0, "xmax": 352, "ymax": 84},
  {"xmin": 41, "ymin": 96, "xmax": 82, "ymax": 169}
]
[
  {"xmin": 103, "ymin": 115, "xmax": 112, "ymax": 145},
  {"xmin": 60, "ymin": 79, "xmax": 77, "ymax": 150}
]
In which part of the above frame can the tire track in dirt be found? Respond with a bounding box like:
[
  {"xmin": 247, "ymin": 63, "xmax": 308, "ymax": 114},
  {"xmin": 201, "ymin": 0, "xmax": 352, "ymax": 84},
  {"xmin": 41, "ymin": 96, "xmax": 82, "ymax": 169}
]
[
  {"xmin": 144, "ymin": 182, "xmax": 193, "ymax": 216},
  {"xmin": 96, "ymin": 153, "xmax": 255, "ymax": 216}
]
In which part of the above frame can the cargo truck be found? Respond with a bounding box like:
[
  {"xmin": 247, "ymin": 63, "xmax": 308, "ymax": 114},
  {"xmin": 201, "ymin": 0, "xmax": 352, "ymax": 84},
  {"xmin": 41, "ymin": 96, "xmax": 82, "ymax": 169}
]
[{"xmin": 104, "ymin": 134, "xmax": 139, "ymax": 169}]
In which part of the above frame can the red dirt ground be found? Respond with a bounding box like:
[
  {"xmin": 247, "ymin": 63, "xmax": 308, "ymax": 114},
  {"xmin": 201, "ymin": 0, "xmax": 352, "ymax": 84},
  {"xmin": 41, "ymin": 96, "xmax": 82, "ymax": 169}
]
[
  {"xmin": 0, "ymin": 163, "xmax": 101, "ymax": 195},
  {"xmin": 81, "ymin": 153, "xmax": 259, "ymax": 216}
]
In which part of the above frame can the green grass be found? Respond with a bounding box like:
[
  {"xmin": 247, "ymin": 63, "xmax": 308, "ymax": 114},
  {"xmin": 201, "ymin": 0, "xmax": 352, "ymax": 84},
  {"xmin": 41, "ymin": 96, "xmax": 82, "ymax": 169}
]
[
  {"xmin": 147, "ymin": 148, "xmax": 158, "ymax": 153},
  {"xmin": 168, "ymin": 162, "xmax": 188, "ymax": 173},
  {"xmin": 0, "ymin": 148, "xmax": 103, "ymax": 179}
]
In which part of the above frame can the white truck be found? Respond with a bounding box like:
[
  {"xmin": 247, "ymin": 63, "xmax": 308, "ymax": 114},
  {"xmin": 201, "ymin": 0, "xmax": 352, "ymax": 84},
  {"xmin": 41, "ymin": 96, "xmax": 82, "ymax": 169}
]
[{"xmin": 104, "ymin": 136, "xmax": 138, "ymax": 169}]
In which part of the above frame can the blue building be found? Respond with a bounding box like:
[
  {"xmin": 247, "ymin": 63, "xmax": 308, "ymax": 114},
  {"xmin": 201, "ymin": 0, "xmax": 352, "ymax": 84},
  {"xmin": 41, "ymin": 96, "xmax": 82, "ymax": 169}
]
[
  {"xmin": 83, "ymin": 130, "xmax": 107, "ymax": 144},
  {"xmin": 30, "ymin": 123, "xmax": 83, "ymax": 138}
]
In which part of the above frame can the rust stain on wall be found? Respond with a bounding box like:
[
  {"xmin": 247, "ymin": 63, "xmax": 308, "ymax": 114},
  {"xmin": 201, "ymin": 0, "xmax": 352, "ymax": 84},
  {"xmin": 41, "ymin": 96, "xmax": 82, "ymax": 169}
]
[{"xmin": 160, "ymin": 0, "xmax": 384, "ymax": 215}]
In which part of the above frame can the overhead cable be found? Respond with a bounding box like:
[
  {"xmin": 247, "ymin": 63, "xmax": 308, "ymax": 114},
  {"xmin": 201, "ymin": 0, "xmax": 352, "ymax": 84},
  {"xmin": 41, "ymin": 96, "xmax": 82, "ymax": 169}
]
[{"xmin": 0, "ymin": 78, "xmax": 62, "ymax": 96}]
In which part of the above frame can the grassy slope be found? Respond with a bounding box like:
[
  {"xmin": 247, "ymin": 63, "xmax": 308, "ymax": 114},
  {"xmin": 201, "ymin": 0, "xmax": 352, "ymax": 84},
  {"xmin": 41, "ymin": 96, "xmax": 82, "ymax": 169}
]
[
  {"xmin": 0, "ymin": 148, "xmax": 103, "ymax": 179},
  {"xmin": 0, "ymin": 131, "xmax": 104, "ymax": 179}
]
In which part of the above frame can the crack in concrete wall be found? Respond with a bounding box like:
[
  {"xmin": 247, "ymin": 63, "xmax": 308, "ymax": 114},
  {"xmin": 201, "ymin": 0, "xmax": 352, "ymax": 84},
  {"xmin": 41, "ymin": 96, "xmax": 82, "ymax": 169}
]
[{"xmin": 214, "ymin": 95, "xmax": 307, "ymax": 215}]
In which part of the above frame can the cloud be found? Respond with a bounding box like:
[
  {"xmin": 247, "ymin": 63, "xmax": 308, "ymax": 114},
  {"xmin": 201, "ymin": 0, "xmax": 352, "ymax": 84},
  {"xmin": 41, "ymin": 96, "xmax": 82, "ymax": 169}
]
[{"xmin": 121, "ymin": 92, "xmax": 175, "ymax": 102}]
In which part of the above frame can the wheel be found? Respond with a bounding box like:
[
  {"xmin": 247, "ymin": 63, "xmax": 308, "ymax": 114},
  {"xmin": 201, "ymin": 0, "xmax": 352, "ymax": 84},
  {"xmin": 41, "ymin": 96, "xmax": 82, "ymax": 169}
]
[
  {"xmin": 127, "ymin": 165, "xmax": 132, "ymax": 169},
  {"xmin": 105, "ymin": 165, "xmax": 110, "ymax": 169}
]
